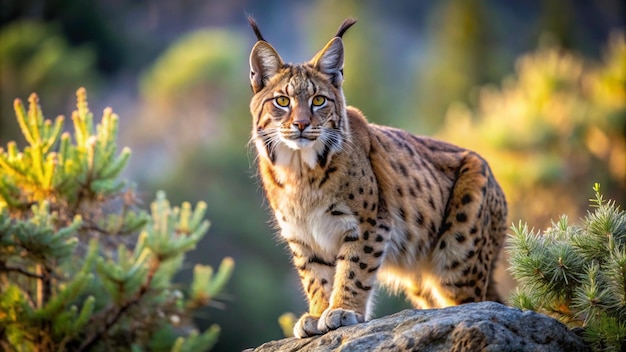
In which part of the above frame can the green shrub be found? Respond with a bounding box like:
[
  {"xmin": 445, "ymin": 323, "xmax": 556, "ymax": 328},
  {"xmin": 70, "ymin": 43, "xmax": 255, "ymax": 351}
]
[
  {"xmin": 0, "ymin": 88, "xmax": 233, "ymax": 351},
  {"xmin": 508, "ymin": 183, "xmax": 626, "ymax": 352}
]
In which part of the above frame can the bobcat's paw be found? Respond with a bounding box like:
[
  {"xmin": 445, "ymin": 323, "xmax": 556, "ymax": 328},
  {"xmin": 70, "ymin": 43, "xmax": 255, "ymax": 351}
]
[
  {"xmin": 293, "ymin": 313, "xmax": 322, "ymax": 338},
  {"xmin": 317, "ymin": 308, "xmax": 365, "ymax": 333}
]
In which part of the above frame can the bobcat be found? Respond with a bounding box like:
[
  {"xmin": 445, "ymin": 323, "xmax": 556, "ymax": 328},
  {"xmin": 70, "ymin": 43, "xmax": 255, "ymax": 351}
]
[{"xmin": 247, "ymin": 17, "xmax": 508, "ymax": 338}]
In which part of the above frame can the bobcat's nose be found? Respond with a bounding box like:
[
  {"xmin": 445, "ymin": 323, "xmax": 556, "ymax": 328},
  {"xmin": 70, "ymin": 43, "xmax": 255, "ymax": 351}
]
[{"xmin": 293, "ymin": 120, "xmax": 310, "ymax": 131}]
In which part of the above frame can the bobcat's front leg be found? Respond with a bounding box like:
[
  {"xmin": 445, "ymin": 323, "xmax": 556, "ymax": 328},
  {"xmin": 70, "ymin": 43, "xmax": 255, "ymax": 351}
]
[
  {"xmin": 318, "ymin": 222, "xmax": 387, "ymax": 334},
  {"xmin": 287, "ymin": 238, "xmax": 335, "ymax": 338}
]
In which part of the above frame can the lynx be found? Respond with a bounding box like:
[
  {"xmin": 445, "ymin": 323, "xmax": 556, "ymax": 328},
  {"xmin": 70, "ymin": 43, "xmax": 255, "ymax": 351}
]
[{"xmin": 247, "ymin": 17, "xmax": 508, "ymax": 338}]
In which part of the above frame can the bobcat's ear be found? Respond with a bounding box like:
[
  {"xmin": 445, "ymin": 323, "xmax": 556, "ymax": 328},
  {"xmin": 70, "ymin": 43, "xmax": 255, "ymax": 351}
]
[
  {"xmin": 310, "ymin": 37, "xmax": 344, "ymax": 88},
  {"xmin": 249, "ymin": 41, "xmax": 284, "ymax": 93}
]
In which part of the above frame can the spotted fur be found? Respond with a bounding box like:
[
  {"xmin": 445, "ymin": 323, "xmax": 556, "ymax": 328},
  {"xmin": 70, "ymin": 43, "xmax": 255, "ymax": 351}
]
[{"xmin": 248, "ymin": 17, "xmax": 508, "ymax": 338}]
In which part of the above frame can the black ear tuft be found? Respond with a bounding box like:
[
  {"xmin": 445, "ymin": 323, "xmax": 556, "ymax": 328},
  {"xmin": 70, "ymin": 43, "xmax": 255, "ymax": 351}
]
[
  {"xmin": 308, "ymin": 18, "xmax": 356, "ymax": 88},
  {"xmin": 335, "ymin": 18, "xmax": 357, "ymax": 38},
  {"xmin": 247, "ymin": 15, "xmax": 266, "ymax": 42},
  {"xmin": 248, "ymin": 16, "xmax": 284, "ymax": 93}
]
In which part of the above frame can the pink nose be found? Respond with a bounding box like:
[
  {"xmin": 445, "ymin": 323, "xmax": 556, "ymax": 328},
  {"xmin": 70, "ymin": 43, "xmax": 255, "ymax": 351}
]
[{"xmin": 293, "ymin": 120, "xmax": 310, "ymax": 131}]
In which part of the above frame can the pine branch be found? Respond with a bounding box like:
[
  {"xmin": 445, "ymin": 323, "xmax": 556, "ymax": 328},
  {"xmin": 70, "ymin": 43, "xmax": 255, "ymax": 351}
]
[
  {"xmin": 77, "ymin": 257, "xmax": 160, "ymax": 352},
  {"xmin": 508, "ymin": 184, "xmax": 626, "ymax": 351},
  {"xmin": 2, "ymin": 88, "xmax": 232, "ymax": 350},
  {"xmin": 0, "ymin": 263, "xmax": 44, "ymax": 279}
]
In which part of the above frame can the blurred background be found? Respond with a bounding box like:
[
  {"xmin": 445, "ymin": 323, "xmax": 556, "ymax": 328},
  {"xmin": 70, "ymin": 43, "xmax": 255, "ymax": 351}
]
[{"xmin": 1, "ymin": 0, "xmax": 625, "ymax": 350}]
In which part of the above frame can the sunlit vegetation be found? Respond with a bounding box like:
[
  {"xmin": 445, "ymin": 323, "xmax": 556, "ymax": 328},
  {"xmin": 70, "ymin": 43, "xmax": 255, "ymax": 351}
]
[
  {"xmin": 0, "ymin": 89, "xmax": 232, "ymax": 351},
  {"xmin": 437, "ymin": 33, "xmax": 626, "ymax": 228},
  {"xmin": 0, "ymin": 21, "xmax": 99, "ymax": 142},
  {"xmin": 508, "ymin": 184, "xmax": 626, "ymax": 352}
]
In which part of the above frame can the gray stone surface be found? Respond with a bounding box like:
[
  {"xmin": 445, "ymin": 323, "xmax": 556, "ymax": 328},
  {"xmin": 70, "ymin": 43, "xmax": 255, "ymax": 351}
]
[{"xmin": 244, "ymin": 302, "xmax": 589, "ymax": 352}]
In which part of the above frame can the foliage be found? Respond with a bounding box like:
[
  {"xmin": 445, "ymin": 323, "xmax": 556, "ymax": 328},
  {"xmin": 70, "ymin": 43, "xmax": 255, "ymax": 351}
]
[
  {"xmin": 278, "ymin": 313, "xmax": 296, "ymax": 338},
  {"xmin": 413, "ymin": 0, "xmax": 498, "ymax": 133},
  {"xmin": 139, "ymin": 30, "xmax": 243, "ymax": 103},
  {"xmin": 508, "ymin": 184, "xmax": 626, "ymax": 352},
  {"xmin": 0, "ymin": 21, "xmax": 99, "ymax": 142},
  {"xmin": 437, "ymin": 33, "xmax": 626, "ymax": 228},
  {"xmin": 121, "ymin": 29, "xmax": 250, "ymax": 182},
  {"xmin": 0, "ymin": 88, "xmax": 233, "ymax": 351}
]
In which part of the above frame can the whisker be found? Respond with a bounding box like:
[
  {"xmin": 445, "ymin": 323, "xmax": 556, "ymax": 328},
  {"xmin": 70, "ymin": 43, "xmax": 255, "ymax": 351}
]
[{"xmin": 250, "ymin": 128, "xmax": 285, "ymax": 162}]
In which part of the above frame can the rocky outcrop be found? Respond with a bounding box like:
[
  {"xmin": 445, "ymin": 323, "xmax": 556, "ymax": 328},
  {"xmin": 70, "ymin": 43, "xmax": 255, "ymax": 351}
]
[{"xmin": 244, "ymin": 302, "xmax": 589, "ymax": 352}]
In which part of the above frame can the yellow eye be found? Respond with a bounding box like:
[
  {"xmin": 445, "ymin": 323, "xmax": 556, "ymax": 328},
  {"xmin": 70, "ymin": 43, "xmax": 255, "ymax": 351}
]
[
  {"xmin": 275, "ymin": 96, "xmax": 290, "ymax": 107},
  {"xmin": 312, "ymin": 96, "xmax": 326, "ymax": 107}
]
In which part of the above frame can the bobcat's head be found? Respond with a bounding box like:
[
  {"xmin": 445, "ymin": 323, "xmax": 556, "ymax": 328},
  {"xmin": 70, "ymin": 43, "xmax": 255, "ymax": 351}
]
[{"xmin": 248, "ymin": 17, "xmax": 356, "ymax": 169}]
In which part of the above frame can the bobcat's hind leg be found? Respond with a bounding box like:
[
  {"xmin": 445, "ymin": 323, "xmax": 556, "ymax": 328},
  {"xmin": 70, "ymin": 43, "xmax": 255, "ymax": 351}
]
[{"xmin": 430, "ymin": 152, "xmax": 504, "ymax": 306}]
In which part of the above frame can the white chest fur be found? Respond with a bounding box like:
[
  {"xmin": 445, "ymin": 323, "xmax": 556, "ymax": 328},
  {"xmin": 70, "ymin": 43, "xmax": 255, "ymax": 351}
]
[{"xmin": 276, "ymin": 201, "xmax": 358, "ymax": 259}]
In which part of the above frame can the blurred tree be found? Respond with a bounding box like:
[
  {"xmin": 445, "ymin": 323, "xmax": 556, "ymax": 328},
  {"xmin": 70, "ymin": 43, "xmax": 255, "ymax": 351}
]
[
  {"xmin": 139, "ymin": 30, "xmax": 243, "ymax": 105},
  {"xmin": 437, "ymin": 33, "xmax": 626, "ymax": 228},
  {"xmin": 1, "ymin": 0, "xmax": 127, "ymax": 74},
  {"xmin": 0, "ymin": 21, "xmax": 100, "ymax": 143},
  {"xmin": 0, "ymin": 88, "xmax": 233, "ymax": 351},
  {"xmin": 537, "ymin": 0, "xmax": 576, "ymax": 50},
  {"xmin": 125, "ymin": 29, "xmax": 249, "ymax": 180},
  {"xmin": 412, "ymin": 0, "xmax": 497, "ymax": 133}
]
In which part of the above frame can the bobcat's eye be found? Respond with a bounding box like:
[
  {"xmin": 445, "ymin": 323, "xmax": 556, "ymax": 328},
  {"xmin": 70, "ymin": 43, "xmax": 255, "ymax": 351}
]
[
  {"xmin": 274, "ymin": 96, "xmax": 290, "ymax": 108},
  {"xmin": 312, "ymin": 96, "xmax": 326, "ymax": 107}
]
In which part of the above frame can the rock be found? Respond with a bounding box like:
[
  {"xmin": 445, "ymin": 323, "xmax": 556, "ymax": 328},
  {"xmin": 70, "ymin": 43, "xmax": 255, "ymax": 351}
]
[{"xmin": 244, "ymin": 302, "xmax": 589, "ymax": 352}]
